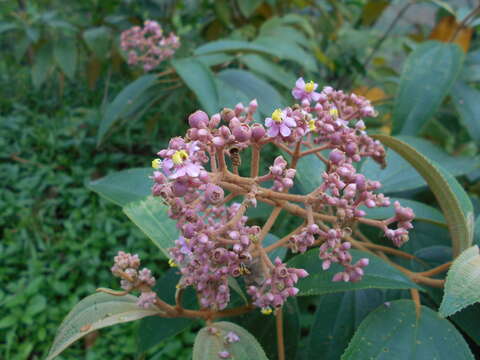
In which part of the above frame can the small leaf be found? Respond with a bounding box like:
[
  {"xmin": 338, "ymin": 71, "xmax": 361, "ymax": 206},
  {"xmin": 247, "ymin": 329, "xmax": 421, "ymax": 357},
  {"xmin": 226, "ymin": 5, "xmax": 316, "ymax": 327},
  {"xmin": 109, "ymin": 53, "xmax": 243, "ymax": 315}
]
[
  {"xmin": 87, "ymin": 168, "xmax": 152, "ymax": 206},
  {"xmin": 172, "ymin": 57, "xmax": 219, "ymax": 114},
  {"xmin": 373, "ymin": 135, "xmax": 474, "ymax": 257},
  {"xmin": 193, "ymin": 321, "xmax": 268, "ymax": 360},
  {"xmin": 54, "ymin": 36, "xmax": 77, "ymax": 79},
  {"xmin": 98, "ymin": 75, "xmax": 158, "ymax": 145},
  {"xmin": 46, "ymin": 293, "xmax": 160, "ymax": 360},
  {"xmin": 123, "ymin": 196, "xmax": 178, "ymax": 258},
  {"xmin": 287, "ymin": 249, "xmax": 420, "ymax": 296},
  {"xmin": 83, "ymin": 26, "xmax": 112, "ymax": 59},
  {"xmin": 342, "ymin": 300, "xmax": 473, "ymax": 359},
  {"xmin": 217, "ymin": 69, "xmax": 284, "ymax": 117},
  {"xmin": 439, "ymin": 245, "xmax": 480, "ymax": 317},
  {"xmin": 392, "ymin": 41, "xmax": 464, "ymax": 135},
  {"xmin": 451, "ymin": 81, "xmax": 480, "ymax": 143}
]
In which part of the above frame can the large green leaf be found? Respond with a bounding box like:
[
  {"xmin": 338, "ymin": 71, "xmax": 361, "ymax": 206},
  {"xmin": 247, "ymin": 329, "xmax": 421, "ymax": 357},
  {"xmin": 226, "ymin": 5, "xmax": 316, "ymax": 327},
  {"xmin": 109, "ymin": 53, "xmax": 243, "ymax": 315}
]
[
  {"xmin": 233, "ymin": 298, "xmax": 299, "ymax": 360},
  {"xmin": 217, "ymin": 69, "xmax": 284, "ymax": 117},
  {"xmin": 54, "ymin": 36, "xmax": 77, "ymax": 79},
  {"xmin": 392, "ymin": 41, "xmax": 464, "ymax": 135},
  {"xmin": 363, "ymin": 198, "xmax": 445, "ymax": 226},
  {"xmin": 172, "ymin": 57, "xmax": 219, "ymax": 114},
  {"xmin": 341, "ymin": 300, "xmax": 473, "ymax": 359},
  {"xmin": 98, "ymin": 75, "xmax": 158, "ymax": 145},
  {"xmin": 46, "ymin": 293, "xmax": 160, "ymax": 360},
  {"xmin": 123, "ymin": 196, "xmax": 178, "ymax": 258},
  {"xmin": 87, "ymin": 168, "xmax": 152, "ymax": 206},
  {"xmin": 439, "ymin": 245, "xmax": 480, "ymax": 317},
  {"xmin": 259, "ymin": 17, "xmax": 310, "ymax": 48},
  {"xmin": 287, "ymin": 249, "xmax": 420, "ymax": 296},
  {"xmin": 138, "ymin": 268, "xmax": 195, "ymax": 352},
  {"xmin": 193, "ymin": 321, "xmax": 268, "ymax": 360},
  {"xmin": 194, "ymin": 40, "xmax": 272, "ymax": 57},
  {"xmin": 373, "ymin": 135, "xmax": 474, "ymax": 257},
  {"xmin": 451, "ymin": 81, "xmax": 480, "ymax": 143},
  {"xmin": 307, "ymin": 290, "xmax": 388, "ymax": 360},
  {"xmin": 239, "ymin": 54, "xmax": 296, "ymax": 89},
  {"xmin": 361, "ymin": 136, "xmax": 478, "ymax": 193}
]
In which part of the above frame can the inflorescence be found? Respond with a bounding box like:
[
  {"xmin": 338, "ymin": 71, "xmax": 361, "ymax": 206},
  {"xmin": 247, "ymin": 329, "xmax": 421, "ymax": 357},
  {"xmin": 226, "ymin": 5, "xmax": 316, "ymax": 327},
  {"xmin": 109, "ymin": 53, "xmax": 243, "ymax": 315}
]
[
  {"xmin": 120, "ymin": 20, "xmax": 180, "ymax": 71},
  {"xmin": 111, "ymin": 77, "xmax": 415, "ymax": 314}
]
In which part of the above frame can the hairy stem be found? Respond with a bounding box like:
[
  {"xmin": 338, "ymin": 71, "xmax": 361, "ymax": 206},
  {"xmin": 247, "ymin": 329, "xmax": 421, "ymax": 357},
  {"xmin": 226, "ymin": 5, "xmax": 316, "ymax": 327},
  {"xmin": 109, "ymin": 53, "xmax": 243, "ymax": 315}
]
[{"xmin": 276, "ymin": 308, "xmax": 286, "ymax": 360}]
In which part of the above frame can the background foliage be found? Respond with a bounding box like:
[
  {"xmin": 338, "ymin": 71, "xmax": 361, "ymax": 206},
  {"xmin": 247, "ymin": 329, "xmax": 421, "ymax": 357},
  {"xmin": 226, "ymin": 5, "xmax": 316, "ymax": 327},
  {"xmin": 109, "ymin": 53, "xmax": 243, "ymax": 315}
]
[{"xmin": 2, "ymin": 0, "xmax": 480, "ymax": 359}]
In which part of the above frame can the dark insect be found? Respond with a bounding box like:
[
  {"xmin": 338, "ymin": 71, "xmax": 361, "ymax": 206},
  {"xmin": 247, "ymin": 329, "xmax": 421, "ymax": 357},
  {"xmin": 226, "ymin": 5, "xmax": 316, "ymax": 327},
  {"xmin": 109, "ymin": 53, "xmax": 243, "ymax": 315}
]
[{"xmin": 228, "ymin": 146, "xmax": 241, "ymax": 167}]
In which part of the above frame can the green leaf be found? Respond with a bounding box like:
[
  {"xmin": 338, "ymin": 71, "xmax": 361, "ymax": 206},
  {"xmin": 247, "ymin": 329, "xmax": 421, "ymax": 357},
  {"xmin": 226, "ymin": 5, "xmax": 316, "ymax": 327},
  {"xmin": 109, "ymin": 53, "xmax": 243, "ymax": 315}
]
[
  {"xmin": 233, "ymin": 298, "xmax": 299, "ymax": 360},
  {"xmin": 259, "ymin": 18, "xmax": 310, "ymax": 48},
  {"xmin": 294, "ymin": 150, "xmax": 326, "ymax": 193},
  {"xmin": 237, "ymin": 0, "xmax": 263, "ymax": 17},
  {"xmin": 123, "ymin": 196, "xmax": 178, "ymax": 258},
  {"xmin": 373, "ymin": 135, "xmax": 474, "ymax": 257},
  {"xmin": 361, "ymin": 136, "xmax": 478, "ymax": 193},
  {"xmin": 451, "ymin": 81, "xmax": 480, "ymax": 143},
  {"xmin": 0, "ymin": 22, "xmax": 18, "ymax": 34},
  {"xmin": 195, "ymin": 53, "xmax": 233, "ymax": 67},
  {"xmin": 341, "ymin": 300, "xmax": 473, "ymax": 359},
  {"xmin": 287, "ymin": 249, "xmax": 420, "ymax": 296},
  {"xmin": 392, "ymin": 41, "xmax": 464, "ymax": 135},
  {"xmin": 138, "ymin": 269, "xmax": 195, "ymax": 352},
  {"xmin": 46, "ymin": 293, "xmax": 160, "ymax": 360},
  {"xmin": 439, "ymin": 245, "xmax": 480, "ymax": 317},
  {"xmin": 217, "ymin": 69, "xmax": 283, "ymax": 117},
  {"xmin": 450, "ymin": 303, "xmax": 480, "ymax": 345},
  {"xmin": 83, "ymin": 26, "xmax": 112, "ymax": 59},
  {"xmin": 98, "ymin": 75, "xmax": 158, "ymax": 145},
  {"xmin": 254, "ymin": 36, "xmax": 317, "ymax": 72},
  {"xmin": 307, "ymin": 290, "xmax": 388, "ymax": 360},
  {"xmin": 363, "ymin": 198, "xmax": 446, "ymax": 226},
  {"xmin": 172, "ymin": 58, "xmax": 219, "ymax": 114},
  {"xmin": 239, "ymin": 54, "xmax": 296, "ymax": 89},
  {"xmin": 54, "ymin": 36, "xmax": 77, "ymax": 79},
  {"xmin": 32, "ymin": 43, "xmax": 53, "ymax": 88},
  {"xmin": 263, "ymin": 233, "xmax": 287, "ymax": 261},
  {"xmin": 87, "ymin": 168, "xmax": 152, "ymax": 206},
  {"xmin": 193, "ymin": 321, "xmax": 268, "ymax": 360},
  {"xmin": 194, "ymin": 40, "xmax": 272, "ymax": 57}
]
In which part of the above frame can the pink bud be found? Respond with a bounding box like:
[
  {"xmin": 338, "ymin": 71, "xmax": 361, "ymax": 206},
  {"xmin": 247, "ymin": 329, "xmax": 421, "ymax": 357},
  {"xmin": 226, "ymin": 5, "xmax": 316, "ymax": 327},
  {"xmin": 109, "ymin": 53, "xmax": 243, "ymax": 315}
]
[
  {"xmin": 251, "ymin": 124, "xmax": 266, "ymax": 141},
  {"xmin": 188, "ymin": 110, "xmax": 209, "ymax": 128}
]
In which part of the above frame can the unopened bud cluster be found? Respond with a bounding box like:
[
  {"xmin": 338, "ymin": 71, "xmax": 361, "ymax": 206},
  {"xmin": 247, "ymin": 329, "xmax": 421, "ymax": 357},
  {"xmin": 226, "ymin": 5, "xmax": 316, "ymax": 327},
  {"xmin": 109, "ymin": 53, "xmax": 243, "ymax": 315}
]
[
  {"xmin": 120, "ymin": 20, "xmax": 180, "ymax": 71},
  {"xmin": 111, "ymin": 77, "xmax": 415, "ymax": 315}
]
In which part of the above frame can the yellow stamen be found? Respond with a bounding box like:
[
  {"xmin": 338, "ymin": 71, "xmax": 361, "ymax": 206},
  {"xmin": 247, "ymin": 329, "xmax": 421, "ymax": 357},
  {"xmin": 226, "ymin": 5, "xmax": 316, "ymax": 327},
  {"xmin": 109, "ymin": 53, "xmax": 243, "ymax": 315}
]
[
  {"xmin": 271, "ymin": 109, "xmax": 283, "ymax": 123},
  {"xmin": 305, "ymin": 81, "xmax": 315, "ymax": 93},
  {"xmin": 151, "ymin": 158, "xmax": 162, "ymax": 169},
  {"xmin": 329, "ymin": 108, "xmax": 338, "ymax": 117},
  {"xmin": 308, "ymin": 119, "xmax": 316, "ymax": 131},
  {"xmin": 172, "ymin": 150, "xmax": 188, "ymax": 165},
  {"xmin": 168, "ymin": 259, "xmax": 177, "ymax": 267},
  {"xmin": 261, "ymin": 307, "xmax": 273, "ymax": 315}
]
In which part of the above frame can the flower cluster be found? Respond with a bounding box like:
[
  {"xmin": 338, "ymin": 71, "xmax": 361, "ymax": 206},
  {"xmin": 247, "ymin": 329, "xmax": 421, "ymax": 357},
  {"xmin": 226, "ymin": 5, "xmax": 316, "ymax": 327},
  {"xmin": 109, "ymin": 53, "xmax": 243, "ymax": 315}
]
[
  {"xmin": 111, "ymin": 251, "xmax": 157, "ymax": 308},
  {"xmin": 120, "ymin": 20, "xmax": 180, "ymax": 71},
  {"xmin": 111, "ymin": 76, "xmax": 415, "ymax": 316}
]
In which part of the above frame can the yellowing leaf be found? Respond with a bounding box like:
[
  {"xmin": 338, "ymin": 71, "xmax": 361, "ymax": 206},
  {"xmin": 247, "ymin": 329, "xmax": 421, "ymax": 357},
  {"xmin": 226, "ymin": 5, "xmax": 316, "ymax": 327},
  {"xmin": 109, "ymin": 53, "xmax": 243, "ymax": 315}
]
[{"xmin": 429, "ymin": 16, "xmax": 473, "ymax": 53}]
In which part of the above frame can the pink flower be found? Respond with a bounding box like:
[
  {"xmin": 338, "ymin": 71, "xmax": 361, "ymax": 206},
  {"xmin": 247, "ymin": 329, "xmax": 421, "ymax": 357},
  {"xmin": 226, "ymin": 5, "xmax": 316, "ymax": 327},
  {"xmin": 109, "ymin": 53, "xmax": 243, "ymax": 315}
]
[
  {"xmin": 292, "ymin": 78, "xmax": 321, "ymax": 102},
  {"xmin": 265, "ymin": 108, "xmax": 296, "ymax": 138}
]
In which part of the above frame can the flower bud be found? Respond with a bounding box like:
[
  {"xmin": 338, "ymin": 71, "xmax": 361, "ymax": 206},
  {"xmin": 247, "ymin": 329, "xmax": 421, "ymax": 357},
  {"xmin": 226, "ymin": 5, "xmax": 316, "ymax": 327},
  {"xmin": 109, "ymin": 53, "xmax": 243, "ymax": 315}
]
[
  {"xmin": 251, "ymin": 124, "xmax": 266, "ymax": 141},
  {"xmin": 205, "ymin": 183, "xmax": 224, "ymax": 205},
  {"xmin": 188, "ymin": 110, "xmax": 209, "ymax": 128},
  {"xmin": 232, "ymin": 124, "xmax": 252, "ymax": 142}
]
